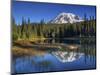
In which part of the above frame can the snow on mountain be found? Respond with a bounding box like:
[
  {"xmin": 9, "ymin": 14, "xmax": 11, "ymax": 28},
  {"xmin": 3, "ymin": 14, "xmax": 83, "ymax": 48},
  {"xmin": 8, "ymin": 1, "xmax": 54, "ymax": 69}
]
[{"xmin": 50, "ymin": 12, "xmax": 83, "ymax": 24}]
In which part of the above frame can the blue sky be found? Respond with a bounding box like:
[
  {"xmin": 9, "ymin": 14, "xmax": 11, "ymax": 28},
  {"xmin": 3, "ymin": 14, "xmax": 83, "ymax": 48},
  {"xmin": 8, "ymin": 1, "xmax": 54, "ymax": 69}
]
[{"xmin": 12, "ymin": 1, "xmax": 96, "ymax": 24}]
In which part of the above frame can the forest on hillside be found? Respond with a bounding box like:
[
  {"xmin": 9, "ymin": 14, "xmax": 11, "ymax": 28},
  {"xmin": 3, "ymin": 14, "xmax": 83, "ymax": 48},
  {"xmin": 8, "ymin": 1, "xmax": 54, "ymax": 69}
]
[{"xmin": 12, "ymin": 14, "xmax": 96, "ymax": 41}]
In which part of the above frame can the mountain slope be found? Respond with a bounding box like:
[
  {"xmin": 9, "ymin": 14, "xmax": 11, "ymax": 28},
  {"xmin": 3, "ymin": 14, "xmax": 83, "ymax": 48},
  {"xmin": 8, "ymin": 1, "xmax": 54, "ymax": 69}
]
[{"xmin": 50, "ymin": 12, "xmax": 83, "ymax": 24}]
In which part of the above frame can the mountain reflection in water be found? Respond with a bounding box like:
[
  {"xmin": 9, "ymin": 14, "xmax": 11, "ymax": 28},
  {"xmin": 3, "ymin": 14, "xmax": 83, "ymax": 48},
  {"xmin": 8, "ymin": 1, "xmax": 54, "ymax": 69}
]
[
  {"xmin": 52, "ymin": 51, "xmax": 84, "ymax": 62},
  {"xmin": 12, "ymin": 38, "xmax": 96, "ymax": 74}
]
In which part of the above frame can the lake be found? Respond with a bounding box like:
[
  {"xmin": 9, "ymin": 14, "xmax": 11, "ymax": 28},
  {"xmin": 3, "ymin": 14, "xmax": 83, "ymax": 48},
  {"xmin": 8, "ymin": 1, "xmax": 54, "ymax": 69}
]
[{"xmin": 12, "ymin": 38, "xmax": 96, "ymax": 74}]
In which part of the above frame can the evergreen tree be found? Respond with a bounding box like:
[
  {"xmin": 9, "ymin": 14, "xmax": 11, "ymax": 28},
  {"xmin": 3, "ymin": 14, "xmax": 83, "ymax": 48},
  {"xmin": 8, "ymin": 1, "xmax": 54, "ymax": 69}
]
[{"xmin": 12, "ymin": 17, "xmax": 18, "ymax": 41}]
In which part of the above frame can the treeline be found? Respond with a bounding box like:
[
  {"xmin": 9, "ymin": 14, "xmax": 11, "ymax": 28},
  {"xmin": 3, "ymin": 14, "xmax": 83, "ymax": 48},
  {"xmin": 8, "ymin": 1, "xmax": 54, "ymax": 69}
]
[{"xmin": 12, "ymin": 14, "xmax": 96, "ymax": 41}]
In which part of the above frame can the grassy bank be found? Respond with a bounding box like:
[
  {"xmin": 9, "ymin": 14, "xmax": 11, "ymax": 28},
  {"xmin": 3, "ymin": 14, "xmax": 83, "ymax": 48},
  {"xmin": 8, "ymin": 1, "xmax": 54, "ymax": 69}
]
[
  {"xmin": 12, "ymin": 38, "xmax": 96, "ymax": 58},
  {"xmin": 12, "ymin": 40, "xmax": 47, "ymax": 58}
]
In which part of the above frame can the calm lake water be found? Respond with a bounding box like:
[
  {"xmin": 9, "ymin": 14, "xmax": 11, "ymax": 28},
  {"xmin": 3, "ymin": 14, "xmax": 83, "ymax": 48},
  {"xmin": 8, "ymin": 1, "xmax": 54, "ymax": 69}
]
[{"xmin": 12, "ymin": 38, "xmax": 96, "ymax": 74}]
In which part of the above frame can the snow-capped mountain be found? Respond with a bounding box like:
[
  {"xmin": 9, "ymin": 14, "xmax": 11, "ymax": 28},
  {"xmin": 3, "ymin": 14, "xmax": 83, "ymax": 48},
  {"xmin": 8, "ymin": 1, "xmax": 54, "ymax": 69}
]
[{"xmin": 50, "ymin": 12, "xmax": 83, "ymax": 24}]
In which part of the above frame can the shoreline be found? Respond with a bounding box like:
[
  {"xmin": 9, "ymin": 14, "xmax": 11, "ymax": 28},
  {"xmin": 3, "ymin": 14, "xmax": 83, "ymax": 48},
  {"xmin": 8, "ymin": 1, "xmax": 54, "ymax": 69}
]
[
  {"xmin": 12, "ymin": 40, "xmax": 80, "ymax": 58},
  {"xmin": 12, "ymin": 38, "xmax": 95, "ymax": 58}
]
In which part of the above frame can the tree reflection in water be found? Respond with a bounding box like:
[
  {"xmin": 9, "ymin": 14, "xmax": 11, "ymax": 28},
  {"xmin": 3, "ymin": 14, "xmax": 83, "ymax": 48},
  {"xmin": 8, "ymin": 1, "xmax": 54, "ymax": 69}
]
[{"xmin": 13, "ymin": 37, "xmax": 96, "ymax": 74}]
